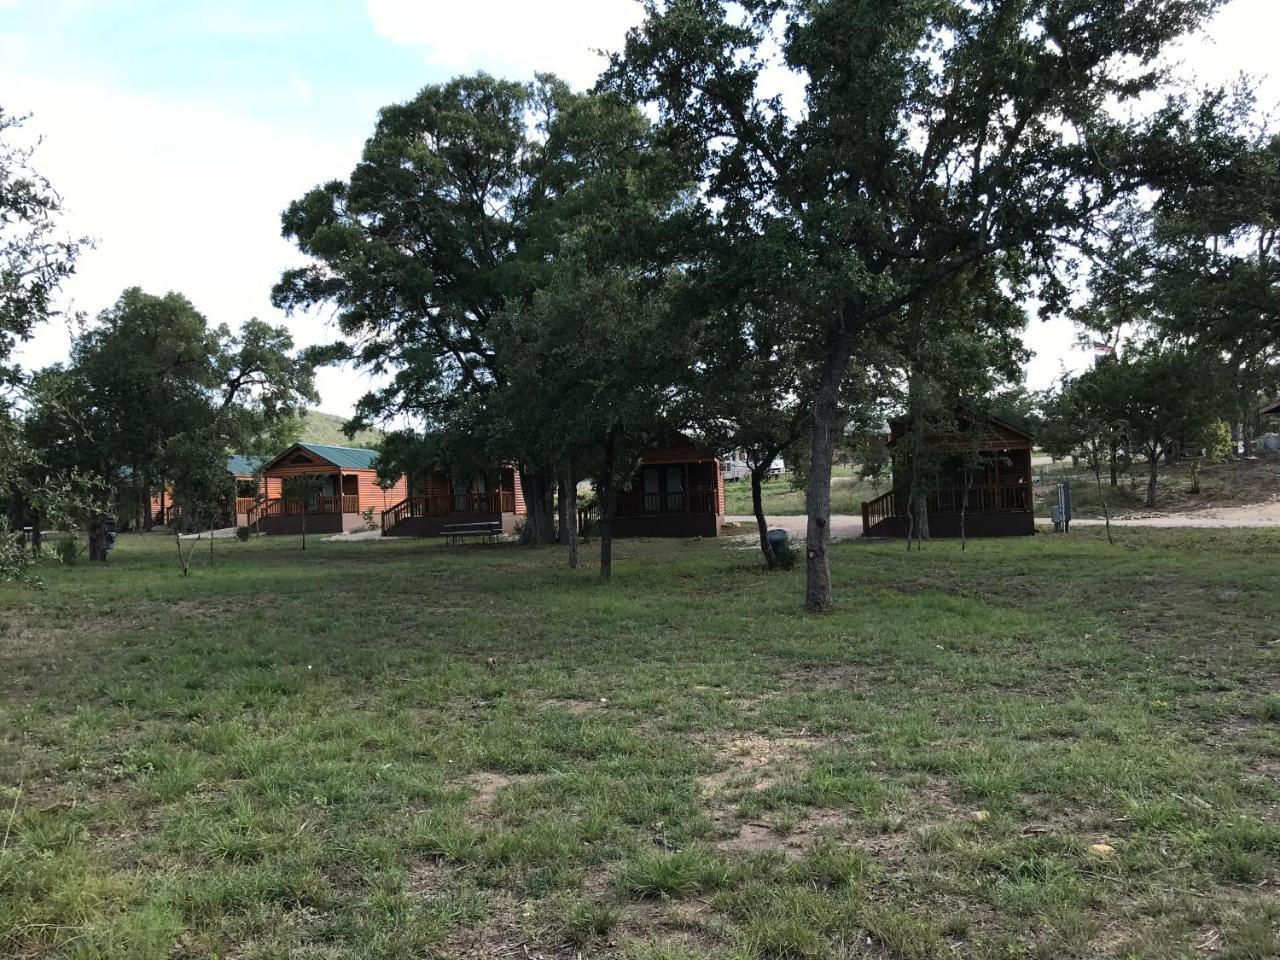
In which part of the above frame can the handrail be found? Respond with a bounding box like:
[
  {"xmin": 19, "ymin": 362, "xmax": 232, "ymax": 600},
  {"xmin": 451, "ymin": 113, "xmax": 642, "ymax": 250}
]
[
  {"xmin": 861, "ymin": 483, "xmax": 1032, "ymax": 533},
  {"xmin": 861, "ymin": 490, "xmax": 895, "ymax": 534},
  {"xmin": 612, "ymin": 488, "xmax": 715, "ymax": 518},
  {"xmin": 927, "ymin": 483, "xmax": 1032, "ymax": 514},
  {"xmin": 380, "ymin": 490, "xmax": 508, "ymax": 534}
]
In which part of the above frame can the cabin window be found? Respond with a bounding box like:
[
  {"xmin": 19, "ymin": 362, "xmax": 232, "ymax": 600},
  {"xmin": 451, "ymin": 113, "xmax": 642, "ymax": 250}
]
[{"xmin": 638, "ymin": 465, "xmax": 688, "ymax": 513}]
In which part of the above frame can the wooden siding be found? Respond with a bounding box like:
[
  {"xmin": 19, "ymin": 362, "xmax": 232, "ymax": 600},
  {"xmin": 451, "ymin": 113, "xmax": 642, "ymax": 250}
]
[
  {"xmin": 508, "ymin": 466, "xmax": 526, "ymax": 515},
  {"xmin": 352, "ymin": 470, "xmax": 408, "ymax": 516},
  {"xmin": 640, "ymin": 439, "xmax": 714, "ymax": 465},
  {"xmin": 261, "ymin": 447, "xmax": 408, "ymax": 521}
]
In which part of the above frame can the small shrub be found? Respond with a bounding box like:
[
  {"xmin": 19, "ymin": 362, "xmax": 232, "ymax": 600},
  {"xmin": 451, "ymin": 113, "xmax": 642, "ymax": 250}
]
[
  {"xmin": 541, "ymin": 894, "xmax": 619, "ymax": 948},
  {"xmin": 235, "ymin": 526, "xmax": 251, "ymax": 542},
  {"xmin": 1255, "ymin": 694, "xmax": 1280, "ymax": 723},
  {"xmin": 55, "ymin": 536, "xmax": 79, "ymax": 565},
  {"xmin": 615, "ymin": 847, "xmax": 730, "ymax": 899}
]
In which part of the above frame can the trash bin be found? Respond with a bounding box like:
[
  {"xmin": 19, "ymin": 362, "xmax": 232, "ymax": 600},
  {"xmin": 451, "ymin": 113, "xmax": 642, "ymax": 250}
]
[{"xmin": 766, "ymin": 528, "xmax": 795, "ymax": 569}]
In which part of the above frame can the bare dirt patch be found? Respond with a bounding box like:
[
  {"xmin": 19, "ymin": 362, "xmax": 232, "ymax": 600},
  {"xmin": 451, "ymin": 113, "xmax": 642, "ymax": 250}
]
[
  {"xmin": 436, "ymin": 892, "xmax": 577, "ymax": 959},
  {"xmin": 699, "ymin": 731, "xmax": 833, "ymax": 796},
  {"xmin": 456, "ymin": 770, "xmax": 536, "ymax": 817}
]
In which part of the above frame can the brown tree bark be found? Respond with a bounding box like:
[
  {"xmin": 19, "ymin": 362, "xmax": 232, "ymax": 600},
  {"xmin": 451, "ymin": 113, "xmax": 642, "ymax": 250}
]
[
  {"xmin": 1145, "ymin": 450, "xmax": 1159, "ymax": 508},
  {"xmin": 562, "ymin": 464, "xmax": 579, "ymax": 569},
  {"xmin": 520, "ymin": 467, "xmax": 557, "ymax": 545},
  {"xmin": 87, "ymin": 516, "xmax": 109, "ymax": 562},
  {"xmin": 804, "ymin": 337, "xmax": 854, "ymax": 613},
  {"xmin": 751, "ymin": 464, "xmax": 779, "ymax": 569},
  {"xmin": 599, "ymin": 434, "xmax": 618, "ymax": 580},
  {"xmin": 556, "ymin": 473, "xmax": 568, "ymax": 545}
]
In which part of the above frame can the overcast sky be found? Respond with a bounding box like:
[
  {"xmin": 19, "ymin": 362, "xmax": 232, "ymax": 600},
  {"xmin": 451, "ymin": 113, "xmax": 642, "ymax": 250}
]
[{"xmin": 3, "ymin": 0, "xmax": 1277, "ymax": 419}]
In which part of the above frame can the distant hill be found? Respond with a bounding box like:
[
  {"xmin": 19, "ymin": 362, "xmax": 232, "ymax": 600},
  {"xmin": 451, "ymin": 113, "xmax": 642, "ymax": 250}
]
[{"xmin": 297, "ymin": 410, "xmax": 385, "ymax": 450}]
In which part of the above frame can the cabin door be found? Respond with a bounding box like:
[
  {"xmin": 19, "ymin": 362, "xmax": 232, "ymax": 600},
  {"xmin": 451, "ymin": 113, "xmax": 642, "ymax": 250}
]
[{"xmin": 640, "ymin": 465, "xmax": 686, "ymax": 513}]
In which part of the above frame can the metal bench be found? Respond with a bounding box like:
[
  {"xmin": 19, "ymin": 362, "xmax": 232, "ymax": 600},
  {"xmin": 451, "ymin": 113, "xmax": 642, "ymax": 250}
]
[{"xmin": 440, "ymin": 520, "xmax": 502, "ymax": 545}]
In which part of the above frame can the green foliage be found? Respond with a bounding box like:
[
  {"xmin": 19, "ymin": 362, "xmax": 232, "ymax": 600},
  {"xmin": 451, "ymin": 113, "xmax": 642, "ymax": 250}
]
[
  {"xmin": 1200, "ymin": 420, "xmax": 1234, "ymax": 463},
  {"xmin": 0, "ymin": 109, "xmax": 89, "ymax": 383},
  {"xmin": 21, "ymin": 287, "xmax": 319, "ymax": 538},
  {"xmin": 608, "ymin": 0, "xmax": 1221, "ymax": 606},
  {"xmin": 296, "ymin": 410, "xmax": 383, "ymax": 448}
]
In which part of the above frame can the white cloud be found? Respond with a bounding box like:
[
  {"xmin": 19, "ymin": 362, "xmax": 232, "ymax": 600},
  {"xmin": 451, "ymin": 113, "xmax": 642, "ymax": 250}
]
[
  {"xmin": 290, "ymin": 71, "xmax": 314, "ymax": 105},
  {"xmin": 2, "ymin": 67, "xmax": 378, "ymax": 416},
  {"xmin": 365, "ymin": 0, "xmax": 641, "ymax": 88}
]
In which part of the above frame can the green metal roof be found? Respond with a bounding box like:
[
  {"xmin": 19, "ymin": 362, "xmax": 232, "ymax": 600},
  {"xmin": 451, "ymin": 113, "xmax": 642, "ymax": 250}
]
[
  {"xmin": 226, "ymin": 454, "xmax": 266, "ymax": 477},
  {"xmin": 295, "ymin": 443, "xmax": 380, "ymax": 470}
]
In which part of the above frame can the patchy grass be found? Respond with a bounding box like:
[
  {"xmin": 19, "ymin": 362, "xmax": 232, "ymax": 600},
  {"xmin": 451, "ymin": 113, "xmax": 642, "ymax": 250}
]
[
  {"xmin": 1, "ymin": 528, "xmax": 1278, "ymax": 959},
  {"xmin": 723, "ymin": 467, "xmax": 883, "ymax": 516}
]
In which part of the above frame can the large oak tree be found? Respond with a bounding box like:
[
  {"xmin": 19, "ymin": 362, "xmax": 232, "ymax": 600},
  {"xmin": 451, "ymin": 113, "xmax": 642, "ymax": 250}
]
[{"xmin": 608, "ymin": 0, "xmax": 1223, "ymax": 611}]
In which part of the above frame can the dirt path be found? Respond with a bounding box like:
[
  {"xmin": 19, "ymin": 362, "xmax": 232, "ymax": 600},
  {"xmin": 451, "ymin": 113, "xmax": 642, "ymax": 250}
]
[
  {"xmin": 1067, "ymin": 499, "xmax": 1280, "ymax": 528},
  {"xmin": 729, "ymin": 500, "xmax": 1280, "ymax": 541},
  {"xmin": 725, "ymin": 515, "xmax": 866, "ymax": 540}
]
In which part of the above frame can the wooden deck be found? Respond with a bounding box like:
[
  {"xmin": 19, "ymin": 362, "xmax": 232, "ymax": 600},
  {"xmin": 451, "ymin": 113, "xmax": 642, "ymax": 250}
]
[{"xmin": 862, "ymin": 483, "xmax": 1034, "ymax": 538}]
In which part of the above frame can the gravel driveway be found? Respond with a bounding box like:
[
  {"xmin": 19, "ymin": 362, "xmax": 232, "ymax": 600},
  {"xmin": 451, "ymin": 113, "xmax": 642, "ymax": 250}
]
[{"xmin": 725, "ymin": 514, "xmax": 865, "ymax": 540}]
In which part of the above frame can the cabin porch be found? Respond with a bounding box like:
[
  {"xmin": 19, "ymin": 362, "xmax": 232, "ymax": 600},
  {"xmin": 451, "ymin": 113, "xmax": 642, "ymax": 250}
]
[
  {"xmin": 381, "ymin": 467, "xmax": 524, "ymax": 537},
  {"xmin": 579, "ymin": 455, "xmax": 724, "ymax": 539},
  {"xmin": 861, "ymin": 418, "xmax": 1036, "ymax": 538}
]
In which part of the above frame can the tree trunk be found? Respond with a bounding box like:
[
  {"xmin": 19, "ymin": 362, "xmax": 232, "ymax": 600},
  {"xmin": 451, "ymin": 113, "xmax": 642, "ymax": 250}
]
[
  {"xmin": 912, "ymin": 493, "xmax": 930, "ymax": 545},
  {"xmin": 557, "ymin": 473, "xmax": 568, "ymax": 545},
  {"xmin": 752, "ymin": 465, "xmax": 779, "ymax": 569},
  {"xmin": 1146, "ymin": 451, "xmax": 1159, "ymax": 508},
  {"xmin": 175, "ymin": 529, "xmax": 189, "ymax": 576},
  {"xmin": 142, "ymin": 478, "xmax": 154, "ymax": 532},
  {"xmin": 1109, "ymin": 448, "xmax": 1118, "ymax": 486},
  {"xmin": 562, "ymin": 464, "xmax": 579, "ymax": 569},
  {"xmin": 301, "ymin": 512, "xmax": 307, "ymax": 550},
  {"xmin": 30, "ymin": 509, "xmax": 42, "ymax": 558},
  {"xmin": 599, "ymin": 514, "xmax": 612, "ymax": 579},
  {"xmin": 1094, "ymin": 465, "xmax": 1115, "ymax": 545},
  {"xmin": 805, "ymin": 339, "xmax": 853, "ymax": 613},
  {"xmin": 599, "ymin": 435, "xmax": 618, "ymax": 580},
  {"xmin": 1241, "ymin": 402, "xmax": 1254, "ymax": 457},
  {"xmin": 520, "ymin": 467, "xmax": 557, "ymax": 545},
  {"xmin": 133, "ymin": 472, "xmax": 143, "ymax": 532},
  {"xmin": 87, "ymin": 516, "xmax": 109, "ymax": 562}
]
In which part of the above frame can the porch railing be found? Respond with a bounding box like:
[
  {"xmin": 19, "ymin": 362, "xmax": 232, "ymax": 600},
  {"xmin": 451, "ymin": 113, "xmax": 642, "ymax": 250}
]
[
  {"xmin": 861, "ymin": 490, "xmax": 895, "ymax": 534},
  {"xmin": 927, "ymin": 483, "xmax": 1032, "ymax": 514},
  {"xmin": 260, "ymin": 495, "xmax": 359, "ymax": 518},
  {"xmin": 861, "ymin": 483, "xmax": 1032, "ymax": 534},
  {"xmin": 380, "ymin": 490, "xmax": 511, "ymax": 533},
  {"xmin": 614, "ymin": 488, "xmax": 715, "ymax": 517}
]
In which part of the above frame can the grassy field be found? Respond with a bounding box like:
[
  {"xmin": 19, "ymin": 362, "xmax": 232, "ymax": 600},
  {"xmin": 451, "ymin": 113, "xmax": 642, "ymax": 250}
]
[
  {"xmin": 722, "ymin": 468, "xmax": 882, "ymax": 516},
  {"xmin": 2, "ymin": 530, "xmax": 1278, "ymax": 959}
]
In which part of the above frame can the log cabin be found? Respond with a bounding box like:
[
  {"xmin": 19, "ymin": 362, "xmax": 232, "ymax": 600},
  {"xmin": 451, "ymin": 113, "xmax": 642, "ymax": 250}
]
[
  {"xmin": 152, "ymin": 455, "xmax": 263, "ymax": 528},
  {"xmin": 252, "ymin": 443, "xmax": 409, "ymax": 535},
  {"xmin": 861, "ymin": 414, "xmax": 1035, "ymax": 538},
  {"xmin": 227, "ymin": 454, "xmax": 264, "ymax": 527},
  {"xmin": 380, "ymin": 464, "xmax": 526, "ymax": 536},
  {"xmin": 580, "ymin": 436, "xmax": 726, "ymax": 538}
]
